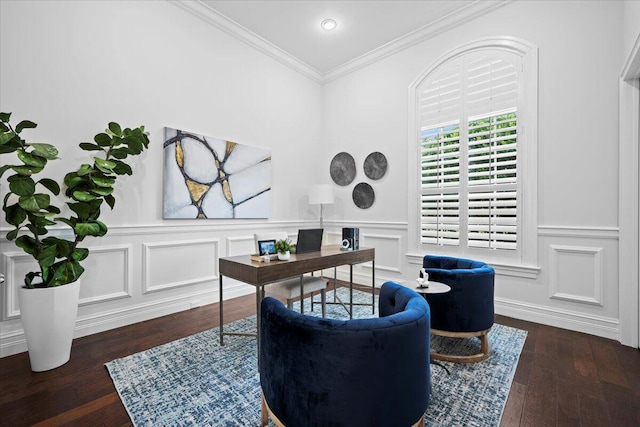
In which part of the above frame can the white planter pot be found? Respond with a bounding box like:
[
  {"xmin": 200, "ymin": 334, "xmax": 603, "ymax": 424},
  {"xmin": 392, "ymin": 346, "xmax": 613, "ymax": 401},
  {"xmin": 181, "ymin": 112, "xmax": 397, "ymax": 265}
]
[
  {"xmin": 18, "ymin": 280, "xmax": 80, "ymax": 372},
  {"xmin": 277, "ymin": 251, "xmax": 290, "ymax": 261}
]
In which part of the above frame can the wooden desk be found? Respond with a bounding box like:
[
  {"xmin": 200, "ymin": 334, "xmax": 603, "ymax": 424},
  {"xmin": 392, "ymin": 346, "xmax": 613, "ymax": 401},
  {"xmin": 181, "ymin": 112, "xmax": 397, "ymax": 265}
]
[{"xmin": 218, "ymin": 245, "xmax": 375, "ymax": 346}]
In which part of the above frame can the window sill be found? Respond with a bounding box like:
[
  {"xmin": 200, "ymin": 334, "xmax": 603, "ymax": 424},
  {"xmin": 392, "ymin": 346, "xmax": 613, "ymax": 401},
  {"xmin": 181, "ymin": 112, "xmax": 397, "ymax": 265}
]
[{"xmin": 406, "ymin": 253, "xmax": 540, "ymax": 279}]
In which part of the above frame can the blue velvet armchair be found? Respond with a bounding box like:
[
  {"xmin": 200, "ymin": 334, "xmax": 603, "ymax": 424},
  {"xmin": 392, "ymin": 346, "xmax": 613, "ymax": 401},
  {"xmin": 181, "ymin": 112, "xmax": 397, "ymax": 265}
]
[
  {"xmin": 259, "ymin": 281, "xmax": 430, "ymax": 427},
  {"xmin": 422, "ymin": 255, "xmax": 495, "ymax": 363}
]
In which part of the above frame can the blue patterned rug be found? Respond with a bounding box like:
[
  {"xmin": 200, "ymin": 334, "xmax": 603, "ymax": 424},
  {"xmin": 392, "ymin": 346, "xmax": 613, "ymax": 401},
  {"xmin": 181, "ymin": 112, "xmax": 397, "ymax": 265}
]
[{"xmin": 106, "ymin": 288, "xmax": 527, "ymax": 426}]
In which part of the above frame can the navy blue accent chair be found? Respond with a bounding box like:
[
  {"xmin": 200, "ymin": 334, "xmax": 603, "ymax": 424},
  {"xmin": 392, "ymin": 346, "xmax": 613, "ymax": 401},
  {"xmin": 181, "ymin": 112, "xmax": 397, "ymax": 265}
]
[
  {"xmin": 259, "ymin": 281, "xmax": 430, "ymax": 427},
  {"xmin": 422, "ymin": 255, "xmax": 495, "ymax": 363}
]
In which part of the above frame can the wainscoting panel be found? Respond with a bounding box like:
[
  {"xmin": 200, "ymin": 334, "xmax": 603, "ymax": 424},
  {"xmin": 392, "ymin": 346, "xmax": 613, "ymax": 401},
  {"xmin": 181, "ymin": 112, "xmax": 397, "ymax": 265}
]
[
  {"xmin": 77, "ymin": 244, "xmax": 133, "ymax": 306},
  {"xmin": 549, "ymin": 244, "xmax": 604, "ymax": 306},
  {"xmin": 360, "ymin": 233, "xmax": 402, "ymax": 273},
  {"xmin": 2, "ymin": 251, "xmax": 39, "ymax": 320},
  {"xmin": 143, "ymin": 239, "xmax": 219, "ymax": 293},
  {"xmin": 226, "ymin": 235, "xmax": 255, "ymax": 257}
]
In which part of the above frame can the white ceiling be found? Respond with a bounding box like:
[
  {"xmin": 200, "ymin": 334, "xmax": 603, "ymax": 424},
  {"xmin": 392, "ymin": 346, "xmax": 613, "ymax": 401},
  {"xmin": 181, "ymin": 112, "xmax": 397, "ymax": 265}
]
[{"xmin": 179, "ymin": 0, "xmax": 510, "ymax": 82}]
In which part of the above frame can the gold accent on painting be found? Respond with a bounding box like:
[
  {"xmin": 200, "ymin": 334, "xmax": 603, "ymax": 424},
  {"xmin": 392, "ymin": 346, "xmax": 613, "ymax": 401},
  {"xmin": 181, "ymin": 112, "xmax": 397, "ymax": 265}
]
[
  {"xmin": 175, "ymin": 141, "xmax": 184, "ymax": 168},
  {"xmin": 225, "ymin": 141, "xmax": 236, "ymax": 158},
  {"xmin": 222, "ymin": 179, "xmax": 233, "ymax": 203},
  {"xmin": 186, "ymin": 180, "xmax": 209, "ymax": 202}
]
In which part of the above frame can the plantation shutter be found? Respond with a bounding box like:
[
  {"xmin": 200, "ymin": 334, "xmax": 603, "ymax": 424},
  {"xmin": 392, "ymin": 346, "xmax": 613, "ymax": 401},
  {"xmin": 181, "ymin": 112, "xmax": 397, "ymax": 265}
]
[
  {"xmin": 418, "ymin": 51, "xmax": 520, "ymax": 250},
  {"xmin": 419, "ymin": 63, "xmax": 462, "ymax": 246}
]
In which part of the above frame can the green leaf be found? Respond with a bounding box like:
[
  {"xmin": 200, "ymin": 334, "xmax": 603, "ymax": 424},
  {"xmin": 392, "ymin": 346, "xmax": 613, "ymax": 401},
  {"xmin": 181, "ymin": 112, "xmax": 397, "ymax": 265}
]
[
  {"xmin": 105, "ymin": 194, "xmax": 116, "ymax": 209},
  {"xmin": 30, "ymin": 143, "xmax": 58, "ymax": 160},
  {"xmin": 108, "ymin": 122, "xmax": 122, "ymax": 137},
  {"xmin": 95, "ymin": 158, "xmax": 116, "ymax": 173},
  {"xmin": 0, "ymin": 131, "xmax": 16, "ymax": 145},
  {"xmin": 75, "ymin": 222, "xmax": 101, "ymax": 237},
  {"xmin": 111, "ymin": 160, "xmax": 132, "ymax": 175},
  {"xmin": 72, "ymin": 247, "xmax": 90, "ymax": 261},
  {"xmin": 6, "ymin": 228, "xmax": 19, "ymax": 240},
  {"xmin": 72, "ymin": 191, "xmax": 97, "ymax": 202},
  {"xmin": 8, "ymin": 175, "xmax": 36, "ymax": 196},
  {"xmin": 79, "ymin": 142, "xmax": 104, "ymax": 151},
  {"xmin": 91, "ymin": 175, "xmax": 115, "ymax": 187},
  {"xmin": 76, "ymin": 164, "xmax": 93, "ymax": 176},
  {"xmin": 4, "ymin": 203, "xmax": 26, "ymax": 226},
  {"xmin": 18, "ymin": 193, "xmax": 50, "ymax": 212},
  {"xmin": 15, "ymin": 120, "xmax": 37, "ymax": 133},
  {"xmin": 0, "ymin": 164, "xmax": 13, "ymax": 179},
  {"xmin": 12, "ymin": 165, "xmax": 43, "ymax": 176},
  {"xmin": 15, "ymin": 235, "xmax": 38, "ymax": 256},
  {"xmin": 44, "ymin": 205, "xmax": 61, "ymax": 214},
  {"xmin": 91, "ymin": 187, "xmax": 114, "ymax": 196},
  {"xmin": 110, "ymin": 147, "xmax": 131, "ymax": 159},
  {"xmin": 37, "ymin": 244, "xmax": 58, "ymax": 268},
  {"xmin": 94, "ymin": 133, "xmax": 112, "ymax": 147},
  {"xmin": 56, "ymin": 217, "xmax": 75, "ymax": 228},
  {"xmin": 56, "ymin": 238, "xmax": 73, "ymax": 258},
  {"xmin": 17, "ymin": 150, "xmax": 46, "ymax": 168},
  {"xmin": 49, "ymin": 259, "xmax": 84, "ymax": 287},
  {"xmin": 38, "ymin": 178, "xmax": 61, "ymax": 195},
  {"xmin": 0, "ymin": 112, "xmax": 11, "ymax": 122},
  {"xmin": 68, "ymin": 202, "xmax": 90, "ymax": 219},
  {"xmin": 124, "ymin": 136, "xmax": 144, "ymax": 154},
  {"xmin": 64, "ymin": 173, "xmax": 84, "ymax": 188}
]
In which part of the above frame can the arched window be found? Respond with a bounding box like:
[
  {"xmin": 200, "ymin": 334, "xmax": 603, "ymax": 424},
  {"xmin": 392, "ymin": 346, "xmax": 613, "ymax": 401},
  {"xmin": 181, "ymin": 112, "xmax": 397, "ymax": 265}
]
[{"xmin": 408, "ymin": 37, "xmax": 538, "ymax": 268}]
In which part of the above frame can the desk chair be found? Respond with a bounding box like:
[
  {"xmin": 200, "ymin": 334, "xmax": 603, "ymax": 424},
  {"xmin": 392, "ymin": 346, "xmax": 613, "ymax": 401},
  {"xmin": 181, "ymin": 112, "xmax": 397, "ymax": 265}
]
[{"xmin": 254, "ymin": 232, "xmax": 327, "ymax": 316}]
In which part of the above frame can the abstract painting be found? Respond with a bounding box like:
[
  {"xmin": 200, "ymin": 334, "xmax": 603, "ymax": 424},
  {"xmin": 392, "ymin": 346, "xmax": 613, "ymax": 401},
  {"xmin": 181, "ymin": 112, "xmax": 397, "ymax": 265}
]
[{"xmin": 163, "ymin": 127, "xmax": 271, "ymax": 219}]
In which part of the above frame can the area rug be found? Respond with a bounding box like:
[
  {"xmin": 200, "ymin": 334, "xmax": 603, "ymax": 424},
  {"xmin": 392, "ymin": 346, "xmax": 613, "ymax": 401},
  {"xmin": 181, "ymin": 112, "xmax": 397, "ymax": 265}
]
[{"xmin": 106, "ymin": 288, "xmax": 527, "ymax": 427}]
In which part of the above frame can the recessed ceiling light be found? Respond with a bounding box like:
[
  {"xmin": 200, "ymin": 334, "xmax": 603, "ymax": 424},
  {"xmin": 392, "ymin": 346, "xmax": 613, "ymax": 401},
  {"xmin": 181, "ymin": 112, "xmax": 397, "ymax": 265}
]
[{"xmin": 321, "ymin": 19, "xmax": 337, "ymax": 31}]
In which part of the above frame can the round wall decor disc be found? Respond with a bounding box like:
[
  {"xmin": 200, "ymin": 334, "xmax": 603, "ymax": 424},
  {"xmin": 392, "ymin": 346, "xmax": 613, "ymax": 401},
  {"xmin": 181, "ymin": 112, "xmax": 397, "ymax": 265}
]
[
  {"xmin": 330, "ymin": 152, "xmax": 356, "ymax": 186},
  {"xmin": 363, "ymin": 151, "xmax": 387, "ymax": 180},
  {"xmin": 352, "ymin": 182, "xmax": 375, "ymax": 209}
]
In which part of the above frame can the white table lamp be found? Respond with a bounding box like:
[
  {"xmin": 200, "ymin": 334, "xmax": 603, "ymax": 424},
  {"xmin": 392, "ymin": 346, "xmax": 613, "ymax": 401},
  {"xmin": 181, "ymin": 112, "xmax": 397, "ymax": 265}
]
[{"xmin": 309, "ymin": 184, "xmax": 334, "ymax": 228}]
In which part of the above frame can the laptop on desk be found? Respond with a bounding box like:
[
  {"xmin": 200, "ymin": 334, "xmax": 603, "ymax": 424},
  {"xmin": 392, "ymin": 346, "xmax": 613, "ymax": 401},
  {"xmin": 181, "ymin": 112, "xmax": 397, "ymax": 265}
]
[{"xmin": 295, "ymin": 228, "xmax": 324, "ymax": 254}]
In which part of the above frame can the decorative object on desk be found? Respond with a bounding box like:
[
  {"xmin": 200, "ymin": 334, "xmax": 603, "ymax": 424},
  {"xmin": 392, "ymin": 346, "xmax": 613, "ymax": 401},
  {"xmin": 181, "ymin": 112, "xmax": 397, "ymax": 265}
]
[
  {"xmin": 363, "ymin": 151, "xmax": 388, "ymax": 180},
  {"xmin": 308, "ymin": 184, "xmax": 334, "ymax": 228},
  {"xmin": 330, "ymin": 151, "xmax": 356, "ymax": 186},
  {"xmin": 341, "ymin": 227, "xmax": 359, "ymax": 250},
  {"xmin": 105, "ymin": 288, "xmax": 527, "ymax": 427},
  {"xmin": 257, "ymin": 239, "xmax": 276, "ymax": 256},
  {"xmin": 274, "ymin": 239, "xmax": 293, "ymax": 261},
  {"xmin": 163, "ymin": 127, "xmax": 271, "ymax": 219},
  {"xmin": 0, "ymin": 112, "xmax": 149, "ymax": 372},
  {"xmin": 352, "ymin": 182, "xmax": 375, "ymax": 209}
]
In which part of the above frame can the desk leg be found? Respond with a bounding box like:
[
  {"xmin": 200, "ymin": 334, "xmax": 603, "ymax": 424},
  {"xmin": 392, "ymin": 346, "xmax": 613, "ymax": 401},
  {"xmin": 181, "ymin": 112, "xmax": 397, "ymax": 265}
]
[
  {"xmin": 299, "ymin": 276, "xmax": 304, "ymax": 314},
  {"xmin": 333, "ymin": 267, "xmax": 338, "ymax": 302},
  {"xmin": 372, "ymin": 259, "xmax": 376, "ymax": 314},
  {"xmin": 219, "ymin": 274, "xmax": 224, "ymax": 346},
  {"xmin": 349, "ymin": 264, "xmax": 354, "ymax": 319}
]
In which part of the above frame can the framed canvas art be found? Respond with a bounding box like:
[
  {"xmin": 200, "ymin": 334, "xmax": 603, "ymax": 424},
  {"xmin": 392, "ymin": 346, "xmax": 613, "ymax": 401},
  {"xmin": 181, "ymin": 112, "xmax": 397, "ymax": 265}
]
[{"xmin": 163, "ymin": 127, "xmax": 271, "ymax": 219}]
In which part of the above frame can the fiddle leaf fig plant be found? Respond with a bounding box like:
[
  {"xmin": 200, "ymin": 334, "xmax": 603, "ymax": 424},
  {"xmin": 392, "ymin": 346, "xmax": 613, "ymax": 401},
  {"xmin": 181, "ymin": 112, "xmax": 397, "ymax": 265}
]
[{"xmin": 0, "ymin": 112, "xmax": 149, "ymax": 288}]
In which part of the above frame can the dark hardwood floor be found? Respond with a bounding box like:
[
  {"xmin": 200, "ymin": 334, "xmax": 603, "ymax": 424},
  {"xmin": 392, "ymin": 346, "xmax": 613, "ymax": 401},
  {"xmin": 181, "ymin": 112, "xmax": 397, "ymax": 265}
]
[{"xmin": 1, "ymin": 283, "xmax": 639, "ymax": 427}]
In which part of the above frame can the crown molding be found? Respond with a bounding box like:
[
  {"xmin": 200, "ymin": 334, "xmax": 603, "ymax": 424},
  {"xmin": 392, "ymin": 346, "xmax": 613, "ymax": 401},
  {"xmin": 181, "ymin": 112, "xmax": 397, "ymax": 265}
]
[
  {"xmin": 168, "ymin": 0, "xmax": 324, "ymax": 83},
  {"xmin": 323, "ymin": 0, "xmax": 513, "ymax": 83},
  {"xmin": 169, "ymin": 0, "xmax": 512, "ymax": 84}
]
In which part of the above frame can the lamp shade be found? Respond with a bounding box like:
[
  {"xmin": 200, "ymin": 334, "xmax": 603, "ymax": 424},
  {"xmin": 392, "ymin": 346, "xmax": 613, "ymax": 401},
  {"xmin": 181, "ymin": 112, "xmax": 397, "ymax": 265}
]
[{"xmin": 309, "ymin": 184, "xmax": 335, "ymax": 205}]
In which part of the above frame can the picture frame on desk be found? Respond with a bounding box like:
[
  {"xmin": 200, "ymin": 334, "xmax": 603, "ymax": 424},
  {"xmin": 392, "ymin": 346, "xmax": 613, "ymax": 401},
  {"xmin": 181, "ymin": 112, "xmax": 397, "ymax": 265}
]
[{"xmin": 258, "ymin": 239, "xmax": 276, "ymax": 256}]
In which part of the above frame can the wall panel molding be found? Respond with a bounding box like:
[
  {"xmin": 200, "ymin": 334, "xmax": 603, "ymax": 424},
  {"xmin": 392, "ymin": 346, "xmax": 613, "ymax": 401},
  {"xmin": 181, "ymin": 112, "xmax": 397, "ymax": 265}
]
[
  {"xmin": 549, "ymin": 244, "xmax": 604, "ymax": 306},
  {"xmin": 143, "ymin": 238, "xmax": 219, "ymax": 294},
  {"xmin": 538, "ymin": 225, "xmax": 619, "ymax": 239}
]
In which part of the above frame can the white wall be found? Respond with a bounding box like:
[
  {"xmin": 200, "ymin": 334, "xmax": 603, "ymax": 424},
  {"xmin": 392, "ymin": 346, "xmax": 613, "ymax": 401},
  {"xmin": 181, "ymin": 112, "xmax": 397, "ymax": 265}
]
[
  {"xmin": 322, "ymin": 0, "xmax": 627, "ymax": 340},
  {"xmin": 0, "ymin": 0, "xmax": 323, "ymax": 356}
]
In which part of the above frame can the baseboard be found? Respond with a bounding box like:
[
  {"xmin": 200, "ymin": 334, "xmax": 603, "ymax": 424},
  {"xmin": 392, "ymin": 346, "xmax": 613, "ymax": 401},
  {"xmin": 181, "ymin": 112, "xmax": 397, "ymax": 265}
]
[
  {"xmin": 495, "ymin": 297, "xmax": 620, "ymax": 342},
  {"xmin": 0, "ymin": 283, "xmax": 255, "ymax": 358}
]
